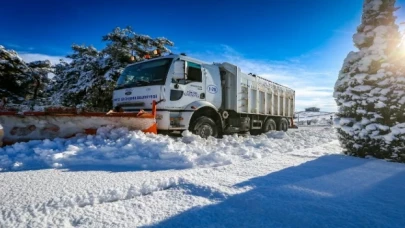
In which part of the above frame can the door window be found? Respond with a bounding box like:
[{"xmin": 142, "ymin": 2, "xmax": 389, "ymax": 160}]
[{"xmin": 187, "ymin": 62, "xmax": 202, "ymax": 82}]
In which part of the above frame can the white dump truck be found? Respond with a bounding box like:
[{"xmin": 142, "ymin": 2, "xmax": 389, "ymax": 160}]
[{"xmin": 113, "ymin": 53, "xmax": 295, "ymax": 138}]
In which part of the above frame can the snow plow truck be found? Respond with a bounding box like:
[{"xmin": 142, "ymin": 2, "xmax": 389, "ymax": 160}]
[{"xmin": 0, "ymin": 53, "xmax": 295, "ymax": 146}]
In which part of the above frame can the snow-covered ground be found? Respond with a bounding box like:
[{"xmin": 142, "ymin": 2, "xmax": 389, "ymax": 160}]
[{"xmin": 1, "ymin": 127, "xmax": 405, "ymax": 227}]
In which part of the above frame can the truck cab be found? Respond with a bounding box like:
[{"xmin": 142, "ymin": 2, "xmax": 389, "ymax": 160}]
[{"xmin": 113, "ymin": 54, "xmax": 223, "ymax": 137}]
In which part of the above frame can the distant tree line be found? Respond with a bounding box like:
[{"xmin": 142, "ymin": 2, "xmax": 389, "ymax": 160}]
[{"xmin": 0, "ymin": 26, "xmax": 174, "ymax": 111}]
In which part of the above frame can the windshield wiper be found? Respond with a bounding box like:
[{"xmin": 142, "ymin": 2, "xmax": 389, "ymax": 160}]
[
  {"xmin": 115, "ymin": 80, "xmax": 152, "ymax": 90},
  {"xmin": 135, "ymin": 80, "xmax": 150, "ymax": 85},
  {"xmin": 115, "ymin": 84, "xmax": 131, "ymax": 90}
]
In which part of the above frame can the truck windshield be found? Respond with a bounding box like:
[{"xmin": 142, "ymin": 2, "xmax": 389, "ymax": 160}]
[{"xmin": 115, "ymin": 58, "xmax": 173, "ymax": 89}]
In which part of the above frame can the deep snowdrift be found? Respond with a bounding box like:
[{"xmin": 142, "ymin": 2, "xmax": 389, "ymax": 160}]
[{"xmin": 0, "ymin": 126, "xmax": 337, "ymax": 172}]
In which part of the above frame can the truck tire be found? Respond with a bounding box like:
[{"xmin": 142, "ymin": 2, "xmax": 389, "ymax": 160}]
[
  {"xmin": 190, "ymin": 116, "xmax": 218, "ymax": 138},
  {"xmin": 262, "ymin": 118, "xmax": 277, "ymax": 133},
  {"xmin": 278, "ymin": 118, "xmax": 289, "ymax": 132}
]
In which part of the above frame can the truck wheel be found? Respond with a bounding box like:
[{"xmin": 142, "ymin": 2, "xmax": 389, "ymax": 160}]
[
  {"xmin": 278, "ymin": 118, "xmax": 289, "ymax": 132},
  {"xmin": 262, "ymin": 118, "xmax": 277, "ymax": 133},
  {"xmin": 190, "ymin": 116, "xmax": 218, "ymax": 138}
]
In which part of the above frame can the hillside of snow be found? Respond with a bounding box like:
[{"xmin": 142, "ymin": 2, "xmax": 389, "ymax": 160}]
[{"xmin": 1, "ymin": 127, "xmax": 405, "ymax": 227}]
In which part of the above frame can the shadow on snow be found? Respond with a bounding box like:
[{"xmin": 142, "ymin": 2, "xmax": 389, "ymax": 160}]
[{"xmin": 146, "ymin": 154, "xmax": 405, "ymax": 228}]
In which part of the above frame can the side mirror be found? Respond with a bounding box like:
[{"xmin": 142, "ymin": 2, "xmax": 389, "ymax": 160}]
[{"xmin": 173, "ymin": 60, "xmax": 186, "ymax": 80}]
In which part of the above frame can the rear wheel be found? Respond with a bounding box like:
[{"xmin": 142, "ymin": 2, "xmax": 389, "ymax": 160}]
[
  {"xmin": 190, "ymin": 116, "xmax": 218, "ymax": 138},
  {"xmin": 278, "ymin": 118, "xmax": 289, "ymax": 132},
  {"xmin": 262, "ymin": 118, "xmax": 277, "ymax": 133}
]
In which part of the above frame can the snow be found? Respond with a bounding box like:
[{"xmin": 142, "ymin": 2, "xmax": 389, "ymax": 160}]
[
  {"xmin": 1, "ymin": 127, "xmax": 405, "ymax": 227},
  {"xmin": 0, "ymin": 126, "xmax": 334, "ymax": 172}
]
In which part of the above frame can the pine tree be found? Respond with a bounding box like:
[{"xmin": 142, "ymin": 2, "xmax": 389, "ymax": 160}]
[
  {"xmin": 0, "ymin": 45, "xmax": 31, "ymax": 102},
  {"xmin": 49, "ymin": 44, "xmax": 101, "ymax": 108},
  {"xmin": 50, "ymin": 27, "xmax": 174, "ymax": 111},
  {"xmin": 334, "ymin": 0, "xmax": 405, "ymax": 162},
  {"xmin": 102, "ymin": 26, "xmax": 174, "ymax": 65},
  {"xmin": 26, "ymin": 60, "xmax": 52, "ymax": 106},
  {"xmin": 48, "ymin": 60, "xmax": 74, "ymax": 105},
  {"xmin": 0, "ymin": 45, "xmax": 52, "ymax": 106}
]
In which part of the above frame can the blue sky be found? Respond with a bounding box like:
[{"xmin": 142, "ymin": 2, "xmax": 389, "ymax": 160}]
[{"xmin": 2, "ymin": 0, "xmax": 405, "ymax": 111}]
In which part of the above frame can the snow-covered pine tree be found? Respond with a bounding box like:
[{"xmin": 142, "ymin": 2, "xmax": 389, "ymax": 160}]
[
  {"xmin": 334, "ymin": 0, "xmax": 405, "ymax": 162},
  {"xmin": 0, "ymin": 45, "xmax": 52, "ymax": 106},
  {"xmin": 48, "ymin": 60, "xmax": 74, "ymax": 105},
  {"xmin": 49, "ymin": 44, "xmax": 102, "ymax": 108},
  {"xmin": 50, "ymin": 27, "xmax": 174, "ymax": 111},
  {"xmin": 26, "ymin": 60, "xmax": 52, "ymax": 106},
  {"xmin": 101, "ymin": 26, "xmax": 174, "ymax": 65},
  {"xmin": 0, "ymin": 45, "xmax": 31, "ymax": 103}
]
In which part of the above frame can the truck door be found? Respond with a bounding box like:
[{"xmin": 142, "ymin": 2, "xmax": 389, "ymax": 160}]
[
  {"xmin": 169, "ymin": 61, "xmax": 206, "ymax": 107},
  {"xmin": 184, "ymin": 61, "xmax": 205, "ymax": 101}
]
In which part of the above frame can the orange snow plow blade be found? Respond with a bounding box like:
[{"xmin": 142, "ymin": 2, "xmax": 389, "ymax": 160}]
[{"xmin": 0, "ymin": 101, "xmax": 158, "ymax": 146}]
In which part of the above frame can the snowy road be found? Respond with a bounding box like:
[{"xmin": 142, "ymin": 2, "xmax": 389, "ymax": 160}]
[{"xmin": 1, "ymin": 127, "xmax": 405, "ymax": 227}]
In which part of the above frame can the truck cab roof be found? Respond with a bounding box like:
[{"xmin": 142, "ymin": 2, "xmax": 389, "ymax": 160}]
[{"xmin": 126, "ymin": 53, "xmax": 209, "ymax": 67}]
